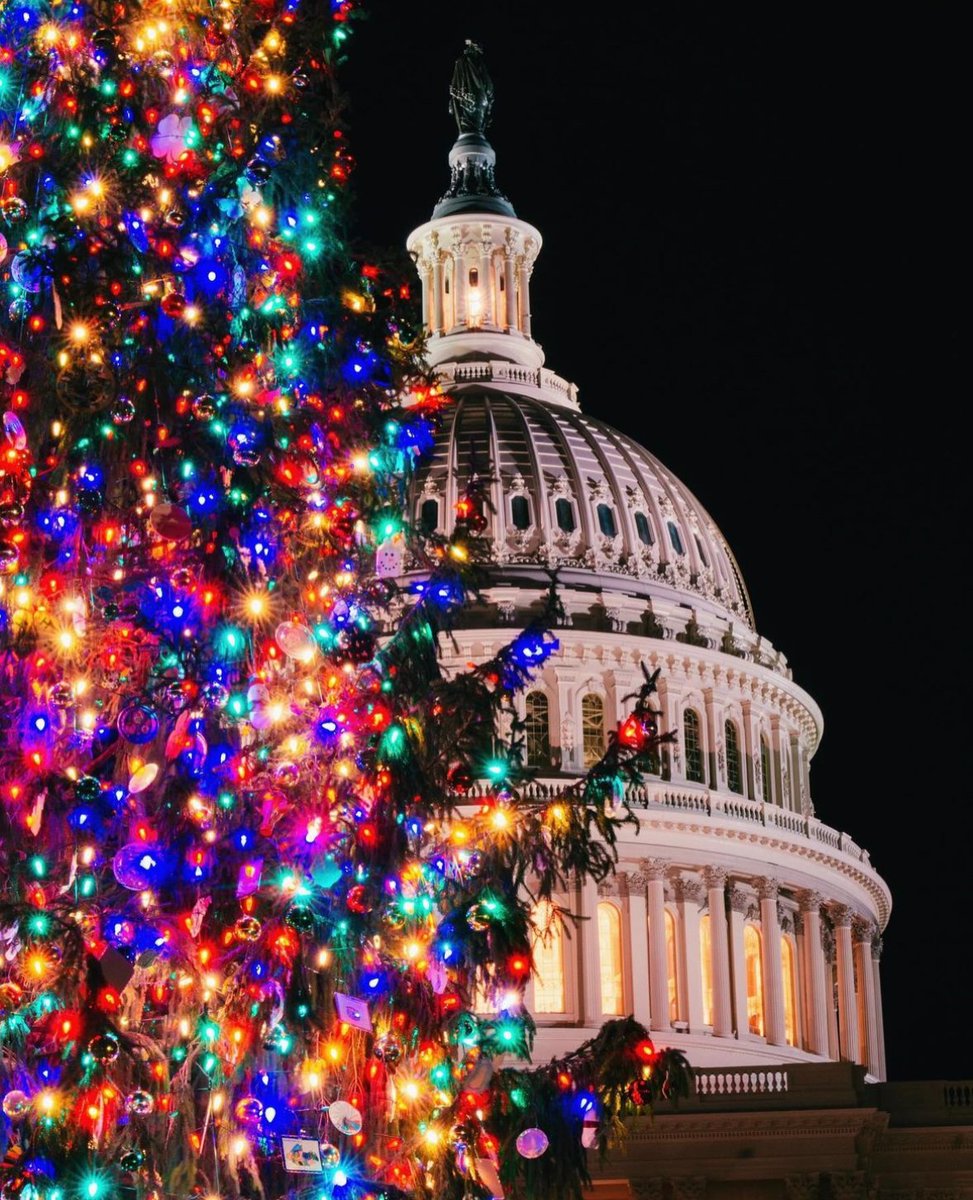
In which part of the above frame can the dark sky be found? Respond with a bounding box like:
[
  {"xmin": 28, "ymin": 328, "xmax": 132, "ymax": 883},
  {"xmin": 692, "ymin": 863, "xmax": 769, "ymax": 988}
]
[{"xmin": 340, "ymin": 4, "xmax": 966, "ymax": 1082}]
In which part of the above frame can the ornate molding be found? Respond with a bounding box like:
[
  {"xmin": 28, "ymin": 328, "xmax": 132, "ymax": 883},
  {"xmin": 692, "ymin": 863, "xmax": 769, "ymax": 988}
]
[
  {"xmin": 673, "ymin": 875, "xmax": 705, "ymax": 905},
  {"xmin": 755, "ymin": 876, "xmax": 781, "ymax": 902},
  {"xmin": 702, "ymin": 865, "xmax": 728, "ymax": 891},
  {"xmin": 640, "ymin": 857, "xmax": 671, "ymax": 882},
  {"xmin": 828, "ymin": 903, "xmax": 854, "ymax": 928}
]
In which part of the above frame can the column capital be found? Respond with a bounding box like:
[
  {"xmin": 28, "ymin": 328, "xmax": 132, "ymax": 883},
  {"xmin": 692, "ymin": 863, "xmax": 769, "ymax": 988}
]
[
  {"xmin": 828, "ymin": 902, "xmax": 854, "ymax": 928},
  {"xmin": 851, "ymin": 916, "xmax": 877, "ymax": 945},
  {"xmin": 754, "ymin": 875, "xmax": 781, "ymax": 902},
  {"xmin": 795, "ymin": 889, "xmax": 825, "ymax": 914},
  {"xmin": 640, "ymin": 857, "xmax": 671, "ymax": 882},
  {"xmin": 871, "ymin": 934, "xmax": 884, "ymax": 961},
  {"xmin": 728, "ymin": 884, "xmax": 752, "ymax": 915},
  {"xmin": 625, "ymin": 869, "xmax": 648, "ymax": 892},
  {"xmin": 673, "ymin": 875, "xmax": 705, "ymax": 905},
  {"xmin": 702, "ymin": 865, "xmax": 728, "ymax": 890}
]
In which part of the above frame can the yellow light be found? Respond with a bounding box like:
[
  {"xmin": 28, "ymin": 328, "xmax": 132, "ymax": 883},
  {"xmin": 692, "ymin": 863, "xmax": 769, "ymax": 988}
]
[
  {"xmin": 69, "ymin": 322, "xmax": 91, "ymax": 345},
  {"xmin": 36, "ymin": 1090, "xmax": 59, "ymax": 1115}
]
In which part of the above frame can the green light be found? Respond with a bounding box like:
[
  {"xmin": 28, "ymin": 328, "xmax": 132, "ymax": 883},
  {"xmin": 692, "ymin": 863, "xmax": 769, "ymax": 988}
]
[
  {"xmin": 511, "ymin": 1087, "xmax": 528, "ymax": 1108},
  {"xmin": 27, "ymin": 912, "xmax": 52, "ymax": 936},
  {"xmin": 28, "ymin": 855, "xmax": 47, "ymax": 879},
  {"xmin": 226, "ymin": 693, "xmax": 249, "ymax": 719},
  {"xmin": 199, "ymin": 1018, "xmax": 220, "ymax": 1044},
  {"xmin": 201, "ymin": 1052, "xmax": 219, "ymax": 1074},
  {"xmin": 430, "ymin": 1062, "xmax": 451, "ymax": 1088},
  {"xmin": 218, "ymin": 791, "xmax": 235, "ymax": 810}
]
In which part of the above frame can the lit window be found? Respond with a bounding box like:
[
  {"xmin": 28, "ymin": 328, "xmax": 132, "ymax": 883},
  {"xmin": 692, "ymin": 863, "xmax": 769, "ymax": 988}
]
[
  {"xmin": 725, "ymin": 721, "xmax": 743, "ymax": 794},
  {"xmin": 420, "ymin": 498, "xmax": 438, "ymax": 535},
  {"xmin": 761, "ymin": 737, "xmax": 773, "ymax": 804},
  {"xmin": 700, "ymin": 914, "xmax": 714, "ymax": 1026},
  {"xmin": 782, "ymin": 935, "xmax": 798, "ymax": 1046},
  {"xmin": 684, "ymin": 709, "xmax": 704, "ymax": 784},
  {"xmin": 581, "ymin": 693, "xmax": 605, "ymax": 768},
  {"xmin": 532, "ymin": 900, "xmax": 566, "ymax": 1013},
  {"xmin": 469, "ymin": 267, "xmax": 478, "ymax": 286},
  {"xmin": 524, "ymin": 692, "xmax": 550, "ymax": 769},
  {"xmin": 634, "ymin": 511, "xmax": 654, "ymax": 545},
  {"xmin": 511, "ymin": 495, "xmax": 530, "ymax": 530},
  {"xmin": 668, "ymin": 521, "xmax": 685, "ymax": 555},
  {"xmin": 665, "ymin": 908, "xmax": 679, "ymax": 1023},
  {"xmin": 597, "ymin": 903, "xmax": 624, "ymax": 1016},
  {"xmin": 555, "ymin": 498, "xmax": 576, "ymax": 533},
  {"xmin": 597, "ymin": 504, "xmax": 617, "ymax": 537},
  {"xmin": 744, "ymin": 924, "xmax": 764, "ymax": 1036}
]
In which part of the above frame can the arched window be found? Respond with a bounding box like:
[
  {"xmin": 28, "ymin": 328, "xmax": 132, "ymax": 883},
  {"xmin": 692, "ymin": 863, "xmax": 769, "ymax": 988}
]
[
  {"xmin": 664, "ymin": 908, "xmax": 679, "ymax": 1023},
  {"xmin": 760, "ymin": 737, "xmax": 774, "ymax": 804},
  {"xmin": 581, "ymin": 693, "xmax": 605, "ymax": 768},
  {"xmin": 782, "ymin": 935, "xmax": 798, "ymax": 1046},
  {"xmin": 524, "ymin": 692, "xmax": 550, "ymax": 769},
  {"xmin": 510, "ymin": 495, "xmax": 530, "ymax": 530},
  {"xmin": 699, "ymin": 914, "xmax": 714, "ymax": 1027},
  {"xmin": 634, "ymin": 511, "xmax": 654, "ymax": 545},
  {"xmin": 419, "ymin": 498, "xmax": 439, "ymax": 535},
  {"xmin": 684, "ymin": 709, "xmax": 704, "ymax": 784},
  {"xmin": 667, "ymin": 521, "xmax": 685, "ymax": 555},
  {"xmin": 597, "ymin": 902, "xmax": 624, "ymax": 1016},
  {"xmin": 725, "ymin": 721, "xmax": 743, "ymax": 794},
  {"xmin": 532, "ymin": 900, "xmax": 565, "ymax": 1014},
  {"xmin": 555, "ymin": 498, "xmax": 576, "ymax": 533},
  {"xmin": 744, "ymin": 924, "xmax": 764, "ymax": 1036},
  {"xmin": 469, "ymin": 267, "xmax": 479, "ymax": 286},
  {"xmin": 596, "ymin": 504, "xmax": 617, "ymax": 537}
]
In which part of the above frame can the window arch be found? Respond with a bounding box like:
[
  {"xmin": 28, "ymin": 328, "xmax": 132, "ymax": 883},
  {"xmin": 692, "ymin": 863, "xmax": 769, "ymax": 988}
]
[
  {"xmin": 684, "ymin": 709, "xmax": 705, "ymax": 784},
  {"xmin": 782, "ymin": 935, "xmax": 798, "ymax": 1047},
  {"xmin": 419, "ymin": 498, "xmax": 439, "ymax": 535},
  {"xmin": 510, "ymin": 495, "xmax": 530, "ymax": 530},
  {"xmin": 581, "ymin": 693, "xmax": 606, "ymax": 768},
  {"xmin": 725, "ymin": 720, "xmax": 743, "ymax": 794},
  {"xmin": 524, "ymin": 692, "xmax": 551, "ymax": 769},
  {"xmin": 667, "ymin": 521, "xmax": 685, "ymax": 555},
  {"xmin": 597, "ymin": 902, "xmax": 624, "ymax": 1016},
  {"xmin": 664, "ymin": 908, "xmax": 679, "ymax": 1023},
  {"xmin": 634, "ymin": 511, "xmax": 654, "ymax": 545},
  {"xmin": 699, "ymin": 913, "xmax": 714, "ymax": 1027},
  {"xmin": 596, "ymin": 504, "xmax": 617, "ymax": 537},
  {"xmin": 532, "ymin": 900, "xmax": 565, "ymax": 1014},
  {"xmin": 760, "ymin": 736, "xmax": 774, "ymax": 804},
  {"xmin": 744, "ymin": 924, "xmax": 764, "ymax": 1036},
  {"xmin": 554, "ymin": 497, "xmax": 576, "ymax": 533}
]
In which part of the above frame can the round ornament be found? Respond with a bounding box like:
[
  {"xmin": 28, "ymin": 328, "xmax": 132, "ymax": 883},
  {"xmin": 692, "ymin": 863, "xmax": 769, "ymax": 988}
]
[
  {"xmin": 233, "ymin": 1096, "xmax": 263, "ymax": 1124},
  {"xmin": 327, "ymin": 1099, "xmax": 362, "ymax": 1136},
  {"xmin": 10, "ymin": 250, "xmax": 42, "ymax": 293},
  {"xmin": 234, "ymin": 915, "xmax": 262, "ymax": 942},
  {"xmin": 465, "ymin": 903, "xmax": 489, "ymax": 932},
  {"xmin": 373, "ymin": 1033, "xmax": 403, "ymax": 1066},
  {"xmin": 112, "ymin": 398, "xmax": 136, "ymax": 425},
  {"xmin": 319, "ymin": 1142, "xmax": 340, "ymax": 1168},
  {"xmin": 1, "ymin": 1089, "xmax": 30, "ymax": 1120},
  {"xmin": 49, "ymin": 682, "xmax": 75, "ymax": 708},
  {"xmin": 149, "ymin": 503, "xmax": 192, "ymax": 541},
  {"xmin": 1, "ymin": 196, "xmax": 28, "ymax": 225},
  {"xmin": 275, "ymin": 621, "xmax": 317, "ymax": 662},
  {"xmin": 112, "ymin": 842, "xmax": 170, "ymax": 890},
  {"xmin": 192, "ymin": 393, "xmax": 218, "ymax": 420},
  {"xmin": 89, "ymin": 1032, "xmax": 121, "ymax": 1063},
  {"xmin": 284, "ymin": 902, "xmax": 315, "ymax": 932},
  {"xmin": 125, "ymin": 1090, "xmax": 155, "ymax": 1116},
  {"xmin": 117, "ymin": 703, "xmax": 160, "ymax": 744},
  {"xmin": 118, "ymin": 1150, "xmax": 145, "ymax": 1172},
  {"xmin": 515, "ymin": 1127, "xmax": 549, "ymax": 1159}
]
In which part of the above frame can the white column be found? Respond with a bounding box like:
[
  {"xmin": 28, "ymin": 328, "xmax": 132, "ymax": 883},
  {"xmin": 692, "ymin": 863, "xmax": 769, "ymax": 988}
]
[
  {"xmin": 674, "ymin": 875, "xmax": 705, "ymax": 1032},
  {"xmin": 757, "ymin": 877, "xmax": 787, "ymax": 1047},
  {"xmin": 797, "ymin": 890, "xmax": 830, "ymax": 1057},
  {"xmin": 643, "ymin": 858, "xmax": 671, "ymax": 1033},
  {"xmin": 831, "ymin": 904, "xmax": 861, "ymax": 1063},
  {"xmin": 517, "ymin": 261, "xmax": 532, "ymax": 337},
  {"xmin": 478, "ymin": 239, "xmax": 492, "ymax": 326},
  {"xmin": 625, "ymin": 871, "xmax": 652, "ymax": 1029},
  {"xmin": 503, "ymin": 247, "xmax": 517, "ymax": 330},
  {"xmin": 703, "ymin": 867, "xmax": 733, "ymax": 1039},
  {"xmin": 789, "ymin": 733, "xmax": 803, "ymax": 815},
  {"xmin": 579, "ymin": 876, "xmax": 602, "ymax": 1026},
  {"xmin": 727, "ymin": 884, "xmax": 750, "ymax": 1038},
  {"xmin": 871, "ymin": 936, "xmax": 887, "ymax": 1081},
  {"xmin": 853, "ymin": 919, "xmax": 882, "ymax": 1078},
  {"xmin": 452, "ymin": 233, "xmax": 467, "ymax": 328},
  {"xmin": 431, "ymin": 250, "xmax": 444, "ymax": 334}
]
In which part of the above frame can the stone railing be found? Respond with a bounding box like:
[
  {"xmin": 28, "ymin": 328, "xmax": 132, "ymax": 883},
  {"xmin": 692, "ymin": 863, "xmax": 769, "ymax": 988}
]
[
  {"xmin": 463, "ymin": 778, "xmax": 872, "ymax": 867},
  {"xmin": 437, "ymin": 359, "xmax": 579, "ymax": 406},
  {"xmin": 695, "ymin": 1069, "xmax": 789, "ymax": 1096}
]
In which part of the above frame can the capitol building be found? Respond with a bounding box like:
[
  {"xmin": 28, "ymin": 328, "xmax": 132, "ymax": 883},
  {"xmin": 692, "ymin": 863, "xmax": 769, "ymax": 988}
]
[{"xmin": 390, "ymin": 51, "xmax": 973, "ymax": 1198}]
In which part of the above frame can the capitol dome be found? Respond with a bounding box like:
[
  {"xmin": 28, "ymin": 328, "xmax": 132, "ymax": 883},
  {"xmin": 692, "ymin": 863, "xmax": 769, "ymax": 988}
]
[{"xmin": 404, "ymin": 49, "xmax": 890, "ymax": 1080}]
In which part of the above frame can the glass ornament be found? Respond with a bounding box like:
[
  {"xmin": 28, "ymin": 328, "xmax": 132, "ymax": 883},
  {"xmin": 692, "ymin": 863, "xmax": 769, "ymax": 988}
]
[
  {"xmin": 88, "ymin": 1032, "xmax": 120, "ymax": 1063},
  {"xmin": 1, "ymin": 1089, "xmax": 30, "ymax": 1120},
  {"xmin": 373, "ymin": 1033, "xmax": 403, "ymax": 1066},
  {"xmin": 191, "ymin": 393, "xmax": 218, "ymax": 420},
  {"xmin": 117, "ymin": 703, "xmax": 160, "ymax": 744},
  {"xmin": 234, "ymin": 915, "xmax": 262, "ymax": 942},
  {"xmin": 345, "ymin": 885, "xmax": 372, "ymax": 914},
  {"xmin": 284, "ymin": 903, "xmax": 315, "ymax": 932},
  {"xmin": 125, "ymin": 1090, "xmax": 155, "ymax": 1116},
  {"xmin": 3, "ymin": 412, "xmax": 26, "ymax": 450},
  {"xmin": 118, "ymin": 1150, "xmax": 145, "ymax": 1172},
  {"xmin": 201, "ymin": 681, "xmax": 229, "ymax": 708},
  {"xmin": 0, "ymin": 981, "xmax": 25, "ymax": 1013},
  {"xmin": 0, "ymin": 501, "xmax": 24, "ymax": 526},
  {"xmin": 515, "ymin": 1127, "xmax": 549, "ymax": 1159},
  {"xmin": 112, "ymin": 398, "xmax": 136, "ymax": 425},
  {"xmin": 49, "ymin": 682, "xmax": 74, "ymax": 709},
  {"xmin": 466, "ymin": 903, "xmax": 490, "ymax": 932},
  {"xmin": 149, "ymin": 503, "xmax": 192, "ymax": 541},
  {"xmin": 7, "ymin": 297, "xmax": 31, "ymax": 322},
  {"xmin": 320, "ymin": 1143, "xmax": 340, "ymax": 1168},
  {"xmin": 10, "ymin": 251, "xmax": 42, "ymax": 293},
  {"xmin": 74, "ymin": 775, "xmax": 102, "ymax": 803},
  {"xmin": 112, "ymin": 842, "xmax": 171, "ymax": 890},
  {"xmin": 327, "ymin": 1100, "xmax": 362, "ymax": 1136},
  {"xmin": 1, "ymin": 196, "xmax": 28, "ymax": 225},
  {"xmin": 275, "ymin": 620, "xmax": 317, "ymax": 661},
  {"xmin": 234, "ymin": 1097, "xmax": 263, "ymax": 1124}
]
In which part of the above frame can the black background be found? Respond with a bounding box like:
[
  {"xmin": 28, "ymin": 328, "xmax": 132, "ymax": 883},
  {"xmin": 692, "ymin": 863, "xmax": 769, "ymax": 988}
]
[{"xmin": 340, "ymin": 3, "xmax": 967, "ymax": 1081}]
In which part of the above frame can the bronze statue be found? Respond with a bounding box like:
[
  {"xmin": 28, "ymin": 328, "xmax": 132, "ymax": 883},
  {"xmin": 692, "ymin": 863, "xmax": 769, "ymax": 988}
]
[{"xmin": 449, "ymin": 40, "xmax": 494, "ymax": 137}]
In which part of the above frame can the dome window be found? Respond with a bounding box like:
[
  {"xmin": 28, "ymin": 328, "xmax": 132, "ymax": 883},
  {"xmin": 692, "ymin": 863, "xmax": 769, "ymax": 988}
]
[
  {"xmin": 419, "ymin": 498, "xmax": 439, "ymax": 534},
  {"xmin": 581, "ymin": 693, "xmax": 605, "ymax": 768},
  {"xmin": 683, "ymin": 709, "xmax": 704, "ymax": 784},
  {"xmin": 596, "ymin": 504, "xmax": 617, "ymax": 537},
  {"xmin": 469, "ymin": 267, "xmax": 478, "ymax": 286},
  {"xmin": 634, "ymin": 512, "xmax": 654, "ymax": 545},
  {"xmin": 524, "ymin": 691, "xmax": 551, "ymax": 769},
  {"xmin": 667, "ymin": 521, "xmax": 685, "ymax": 555},
  {"xmin": 510, "ymin": 495, "xmax": 531, "ymax": 530},
  {"xmin": 694, "ymin": 534, "xmax": 708, "ymax": 567},
  {"xmin": 555, "ymin": 498, "xmax": 576, "ymax": 533},
  {"xmin": 724, "ymin": 720, "xmax": 743, "ymax": 794}
]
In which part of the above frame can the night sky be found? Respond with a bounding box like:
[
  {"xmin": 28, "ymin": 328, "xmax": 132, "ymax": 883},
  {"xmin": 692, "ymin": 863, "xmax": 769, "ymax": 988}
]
[{"xmin": 339, "ymin": 4, "xmax": 966, "ymax": 1082}]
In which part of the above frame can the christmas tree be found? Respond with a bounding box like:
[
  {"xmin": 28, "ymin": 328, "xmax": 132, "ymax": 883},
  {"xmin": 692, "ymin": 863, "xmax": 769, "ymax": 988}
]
[{"xmin": 0, "ymin": 9, "xmax": 688, "ymax": 1200}]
